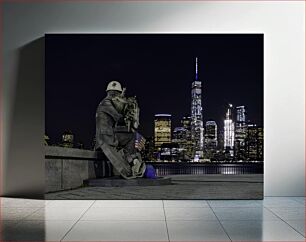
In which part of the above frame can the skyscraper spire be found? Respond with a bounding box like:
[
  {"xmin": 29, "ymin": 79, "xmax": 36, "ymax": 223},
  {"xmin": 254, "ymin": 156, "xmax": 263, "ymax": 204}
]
[
  {"xmin": 191, "ymin": 57, "xmax": 204, "ymax": 160},
  {"xmin": 195, "ymin": 57, "xmax": 198, "ymax": 80}
]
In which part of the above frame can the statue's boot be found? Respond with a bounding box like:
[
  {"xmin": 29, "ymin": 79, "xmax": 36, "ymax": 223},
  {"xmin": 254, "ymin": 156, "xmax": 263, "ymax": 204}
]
[
  {"xmin": 101, "ymin": 143, "xmax": 135, "ymax": 179},
  {"xmin": 136, "ymin": 162, "xmax": 146, "ymax": 178},
  {"xmin": 132, "ymin": 158, "xmax": 146, "ymax": 177}
]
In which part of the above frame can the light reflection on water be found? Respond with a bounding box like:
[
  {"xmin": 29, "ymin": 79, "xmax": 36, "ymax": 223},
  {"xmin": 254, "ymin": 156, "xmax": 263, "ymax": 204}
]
[{"xmin": 152, "ymin": 163, "xmax": 263, "ymax": 176}]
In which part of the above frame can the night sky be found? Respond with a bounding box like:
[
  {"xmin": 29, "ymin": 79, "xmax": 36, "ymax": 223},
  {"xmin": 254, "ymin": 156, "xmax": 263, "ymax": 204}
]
[{"xmin": 46, "ymin": 34, "xmax": 263, "ymax": 148}]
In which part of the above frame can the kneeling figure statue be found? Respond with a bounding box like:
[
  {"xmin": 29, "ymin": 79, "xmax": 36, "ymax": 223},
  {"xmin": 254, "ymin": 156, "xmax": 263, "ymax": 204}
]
[{"xmin": 95, "ymin": 80, "xmax": 146, "ymax": 179}]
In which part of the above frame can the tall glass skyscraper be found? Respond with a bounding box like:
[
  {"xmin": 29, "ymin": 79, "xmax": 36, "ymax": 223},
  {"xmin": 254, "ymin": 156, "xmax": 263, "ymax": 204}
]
[
  {"xmin": 245, "ymin": 124, "xmax": 264, "ymax": 161},
  {"xmin": 191, "ymin": 57, "xmax": 204, "ymax": 160},
  {"xmin": 235, "ymin": 106, "xmax": 247, "ymax": 160},
  {"xmin": 204, "ymin": 120, "xmax": 218, "ymax": 150},
  {"xmin": 236, "ymin": 106, "xmax": 246, "ymax": 123},
  {"xmin": 224, "ymin": 104, "xmax": 235, "ymax": 156}
]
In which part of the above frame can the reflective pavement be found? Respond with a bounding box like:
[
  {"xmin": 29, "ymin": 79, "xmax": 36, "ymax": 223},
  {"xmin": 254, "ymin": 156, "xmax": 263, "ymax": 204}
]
[{"xmin": 0, "ymin": 197, "xmax": 304, "ymax": 241}]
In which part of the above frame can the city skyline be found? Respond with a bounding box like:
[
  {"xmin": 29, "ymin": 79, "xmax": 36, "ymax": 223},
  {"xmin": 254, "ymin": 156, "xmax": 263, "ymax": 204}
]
[
  {"xmin": 46, "ymin": 34, "xmax": 263, "ymax": 148},
  {"xmin": 152, "ymin": 102, "xmax": 263, "ymax": 162}
]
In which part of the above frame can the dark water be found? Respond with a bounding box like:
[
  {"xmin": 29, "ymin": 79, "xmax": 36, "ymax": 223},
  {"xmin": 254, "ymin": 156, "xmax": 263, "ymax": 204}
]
[{"xmin": 147, "ymin": 162, "xmax": 263, "ymax": 176}]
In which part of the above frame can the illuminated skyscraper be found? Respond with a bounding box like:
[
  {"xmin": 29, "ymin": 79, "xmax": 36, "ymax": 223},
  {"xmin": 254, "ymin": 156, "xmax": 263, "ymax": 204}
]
[
  {"xmin": 182, "ymin": 116, "xmax": 192, "ymax": 132},
  {"xmin": 257, "ymin": 127, "xmax": 264, "ymax": 161},
  {"xmin": 191, "ymin": 57, "xmax": 204, "ymax": 159},
  {"xmin": 173, "ymin": 127, "xmax": 187, "ymax": 145},
  {"xmin": 172, "ymin": 126, "xmax": 191, "ymax": 161},
  {"xmin": 224, "ymin": 104, "xmax": 235, "ymax": 157},
  {"xmin": 235, "ymin": 106, "xmax": 247, "ymax": 160},
  {"xmin": 204, "ymin": 120, "xmax": 218, "ymax": 152},
  {"xmin": 154, "ymin": 114, "xmax": 171, "ymax": 151},
  {"xmin": 181, "ymin": 116, "xmax": 193, "ymax": 159},
  {"xmin": 236, "ymin": 106, "xmax": 246, "ymax": 123},
  {"xmin": 245, "ymin": 124, "xmax": 264, "ymax": 161},
  {"xmin": 246, "ymin": 124, "xmax": 258, "ymax": 160}
]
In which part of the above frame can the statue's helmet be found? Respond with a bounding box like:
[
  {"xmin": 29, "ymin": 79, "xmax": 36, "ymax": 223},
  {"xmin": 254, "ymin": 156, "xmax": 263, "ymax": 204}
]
[{"xmin": 106, "ymin": 81, "xmax": 123, "ymax": 93}]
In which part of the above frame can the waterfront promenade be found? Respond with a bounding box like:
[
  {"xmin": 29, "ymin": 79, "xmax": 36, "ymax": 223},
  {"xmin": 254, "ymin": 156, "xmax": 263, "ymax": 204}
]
[{"xmin": 45, "ymin": 174, "xmax": 263, "ymax": 200}]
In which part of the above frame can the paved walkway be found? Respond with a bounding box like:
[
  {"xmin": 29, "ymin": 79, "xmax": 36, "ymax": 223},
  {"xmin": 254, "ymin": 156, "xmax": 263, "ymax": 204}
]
[{"xmin": 45, "ymin": 174, "xmax": 263, "ymax": 199}]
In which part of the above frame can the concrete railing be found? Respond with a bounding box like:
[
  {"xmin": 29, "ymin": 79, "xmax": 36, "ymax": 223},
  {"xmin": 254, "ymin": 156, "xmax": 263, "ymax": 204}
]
[{"xmin": 45, "ymin": 146, "xmax": 111, "ymax": 193}]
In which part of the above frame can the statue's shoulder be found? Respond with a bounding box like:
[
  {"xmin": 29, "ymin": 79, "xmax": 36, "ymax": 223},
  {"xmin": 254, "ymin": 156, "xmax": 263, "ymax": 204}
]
[
  {"xmin": 97, "ymin": 97, "xmax": 122, "ymax": 121},
  {"xmin": 98, "ymin": 97, "xmax": 113, "ymax": 108}
]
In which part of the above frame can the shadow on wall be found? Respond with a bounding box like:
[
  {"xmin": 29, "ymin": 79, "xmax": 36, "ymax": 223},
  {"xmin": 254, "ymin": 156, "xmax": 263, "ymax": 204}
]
[{"xmin": 4, "ymin": 37, "xmax": 45, "ymax": 199}]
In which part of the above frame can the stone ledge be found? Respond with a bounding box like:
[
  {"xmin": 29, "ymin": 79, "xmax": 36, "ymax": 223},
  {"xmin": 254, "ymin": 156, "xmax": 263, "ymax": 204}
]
[{"xmin": 45, "ymin": 146, "xmax": 103, "ymax": 159}]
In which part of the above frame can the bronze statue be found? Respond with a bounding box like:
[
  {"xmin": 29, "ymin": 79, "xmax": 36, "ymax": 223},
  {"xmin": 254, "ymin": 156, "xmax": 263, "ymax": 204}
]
[{"xmin": 95, "ymin": 81, "xmax": 146, "ymax": 179}]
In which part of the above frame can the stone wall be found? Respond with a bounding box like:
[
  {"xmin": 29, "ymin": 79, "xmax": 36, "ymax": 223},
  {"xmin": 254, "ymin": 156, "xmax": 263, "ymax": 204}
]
[{"xmin": 45, "ymin": 146, "xmax": 111, "ymax": 193}]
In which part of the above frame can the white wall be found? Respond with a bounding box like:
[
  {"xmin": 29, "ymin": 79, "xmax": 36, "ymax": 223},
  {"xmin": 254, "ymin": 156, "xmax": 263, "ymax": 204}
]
[{"xmin": 2, "ymin": 1, "xmax": 305, "ymax": 196}]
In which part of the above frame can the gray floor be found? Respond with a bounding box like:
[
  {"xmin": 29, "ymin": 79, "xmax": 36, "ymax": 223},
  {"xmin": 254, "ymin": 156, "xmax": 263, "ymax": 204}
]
[{"xmin": 0, "ymin": 197, "xmax": 305, "ymax": 241}]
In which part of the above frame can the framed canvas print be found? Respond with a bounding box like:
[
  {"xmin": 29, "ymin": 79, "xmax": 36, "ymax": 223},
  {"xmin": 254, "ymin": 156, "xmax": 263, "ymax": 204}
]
[{"xmin": 45, "ymin": 34, "xmax": 263, "ymax": 199}]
